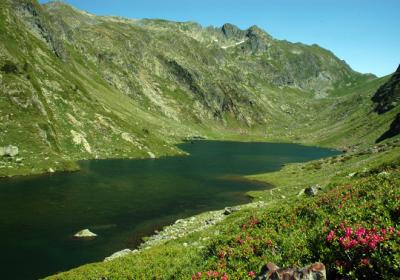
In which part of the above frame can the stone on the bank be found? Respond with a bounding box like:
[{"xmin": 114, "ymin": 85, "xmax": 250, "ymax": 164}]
[
  {"xmin": 0, "ymin": 145, "xmax": 19, "ymax": 157},
  {"xmin": 74, "ymin": 229, "xmax": 97, "ymax": 238},
  {"xmin": 223, "ymin": 206, "xmax": 240, "ymax": 215},
  {"xmin": 104, "ymin": 249, "xmax": 136, "ymax": 262},
  {"xmin": 347, "ymin": 172, "xmax": 357, "ymax": 178},
  {"xmin": 223, "ymin": 207, "xmax": 233, "ymax": 215},
  {"xmin": 254, "ymin": 262, "xmax": 326, "ymax": 280},
  {"xmin": 304, "ymin": 185, "xmax": 321, "ymax": 197}
]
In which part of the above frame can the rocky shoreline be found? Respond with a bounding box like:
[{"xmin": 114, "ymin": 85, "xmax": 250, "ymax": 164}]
[{"xmin": 104, "ymin": 201, "xmax": 269, "ymax": 262}]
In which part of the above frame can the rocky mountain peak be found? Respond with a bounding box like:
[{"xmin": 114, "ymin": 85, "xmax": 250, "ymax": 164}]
[{"xmin": 221, "ymin": 23, "xmax": 246, "ymax": 40}]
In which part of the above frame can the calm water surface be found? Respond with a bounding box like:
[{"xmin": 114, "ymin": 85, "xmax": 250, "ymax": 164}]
[{"xmin": 0, "ymin": 141, "xmax": 339, "ymax": 279}]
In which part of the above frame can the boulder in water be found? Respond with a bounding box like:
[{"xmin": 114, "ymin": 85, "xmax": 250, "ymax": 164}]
[{"xmin": 74, "ymin": 229, "xmax": 97, "ymax": 238}]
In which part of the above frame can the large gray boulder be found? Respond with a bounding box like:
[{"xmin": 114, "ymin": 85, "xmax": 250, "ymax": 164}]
[{"xmin": 0, "ymin": 145, "xmax": 19, "ymax": 157}]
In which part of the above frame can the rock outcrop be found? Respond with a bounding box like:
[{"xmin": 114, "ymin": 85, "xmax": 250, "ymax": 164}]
[
  {"xmin": 254, "ymin": 262, "xmax": 326, "ymax": 280},
  {"xmin": 372, "ymin": 65, "xmax": 400, "ymax": 142},
  {"xmin": 221, "ymin": 23, "xmax": 246, "ymax": 40},
  {"xmin": 372, "ymin": 65, "xmax": 400, "ymax": 114}
]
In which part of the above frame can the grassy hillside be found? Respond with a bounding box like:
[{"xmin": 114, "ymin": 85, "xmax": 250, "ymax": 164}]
[{"xmin": 1, "ymin": 0, "xmax": 397, "ymax": 178}]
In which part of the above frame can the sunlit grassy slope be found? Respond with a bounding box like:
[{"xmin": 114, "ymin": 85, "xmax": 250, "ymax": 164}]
[{"xmin": 1, "ymin": 0, "xmax": 398, "ymax": 177}]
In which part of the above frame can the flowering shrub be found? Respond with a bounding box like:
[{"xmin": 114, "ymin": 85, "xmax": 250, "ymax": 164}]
[
  {"xmin": 198, "ymin": 168, "xmax": 400, "ymax": 279},
  {"xmin": 325, "ymin": 224, "xmax": 399, "ymax": 278},
  {"xmin": 191, "ymin": 271, "xmax": 228, "ymax": 280}
]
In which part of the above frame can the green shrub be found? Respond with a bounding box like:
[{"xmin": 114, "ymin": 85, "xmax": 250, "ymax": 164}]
[
  {"xmin": 194, "ymin": 170, "xmax": 400, "ymax": 279},
  {"xmin": 1, "ymin": 61, "xmax": 18, "ymax": 74}
]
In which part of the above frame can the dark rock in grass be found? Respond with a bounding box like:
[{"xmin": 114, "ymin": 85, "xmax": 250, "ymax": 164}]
[
  {"xmin": 1, "ymin": 61, "xmax": 18, "ymax": 74},
  {"xmin": 255, "ymin": 262, "xmax": 326, "ymax": 280},
  {"xmin": 223, "ymin": 206, "xmax": 239, "ymax": 215},
  {"xmin": 304, "ymin": 185, "xmax": 321, "ymax": 197},
  {"xmin": 223, "ymin": 207, "xmax": 233, "ymax": 215}
]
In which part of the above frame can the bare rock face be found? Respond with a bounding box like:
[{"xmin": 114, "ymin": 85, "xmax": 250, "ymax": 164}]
[
  {"xmin": 372, "ymin": 64, "xmax": 400, "ymax": 114},
  {"xmin": 255, "ymin": 262, "xmax": 326, "ymax": 280}
]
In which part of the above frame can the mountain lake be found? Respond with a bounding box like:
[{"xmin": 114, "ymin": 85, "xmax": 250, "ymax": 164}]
[{"xmin": 0, "ymin": 141, "xmax": 340, "ymax": 280}]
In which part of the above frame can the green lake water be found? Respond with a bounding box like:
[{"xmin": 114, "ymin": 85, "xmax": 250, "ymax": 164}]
[{"xmin": 0, "ymin": 141, "xmax": 339, "ymax": 279}]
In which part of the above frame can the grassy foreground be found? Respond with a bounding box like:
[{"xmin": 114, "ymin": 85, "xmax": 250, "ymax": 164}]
[{"xmin": 46, "ymin": 138, "xmax": 400, "ymax": 280}]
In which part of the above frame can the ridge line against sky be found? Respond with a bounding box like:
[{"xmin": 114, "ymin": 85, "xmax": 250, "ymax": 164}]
[{"xmin": 39, "ymin": 0, "xmax": 400, "ymax": 77}]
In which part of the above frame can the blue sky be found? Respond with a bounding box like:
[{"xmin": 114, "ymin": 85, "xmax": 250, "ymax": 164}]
[{"xmin": 39, "ymin": 0, "xmax": 400, "ymax": 77}]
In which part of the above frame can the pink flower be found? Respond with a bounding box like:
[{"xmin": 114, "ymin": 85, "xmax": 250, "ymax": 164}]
[
  {"xmin": 358, "ymin": 236, "xmax": 368, "ymax": 245},
  {"xmin": 221, "ymin": 273, "xmax": 228, "ymax": 280},
  {"xmin": 344, "ymin": 227, "xmax": 353, "ymax": 237},
  {"xmin": 327, "ymin": 230, "xmax": 335, "ymax": 242},
  {"xmin": 368, "ymin": 241, "xmax": 377, "ymax": 250},
  {"xmin": 248, "ymin": 271, "xmax": 255, "ymax": 277},
  {"xmin": 388, "ymin": 226, "xmax": 395, "ymax": 233},
  {"xmin": 371, "ymin": 234, "xmax": 383, "ymax": 242},
  {"xmin": 339, "ymin": 236, "xmax": 358, "ymax": 250},
  {"xmin": 192, "ymin": 272, "xmax": 202, "ymax": 280},
  {"xmin": 355, "ymin": 227, "xmax": 366, "ymax": 237},
  {"xmin": 360, "ymin": 258, "xmax": 370, "ymax": 266}
]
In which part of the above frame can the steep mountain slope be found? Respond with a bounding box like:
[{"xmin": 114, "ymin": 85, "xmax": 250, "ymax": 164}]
[
  {"xmin": 372, "ymin": 65, "xmax": 400, "ymax": 114},
  {"xmin": 0, "ymin": 0, "xmax": 397, "ymax": 178},
  {"xmin": 373, "ymin": 65, "xmax": 400, "ymax": 142}
]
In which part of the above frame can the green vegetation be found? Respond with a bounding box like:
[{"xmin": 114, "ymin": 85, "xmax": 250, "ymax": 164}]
[
  {"xmin": 1, "ymin": 0, "xmax": 399, "ymax": 278},
  {"xmin": 47, "ymin": 139, "xmax": 400, "ymax": 280}
]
